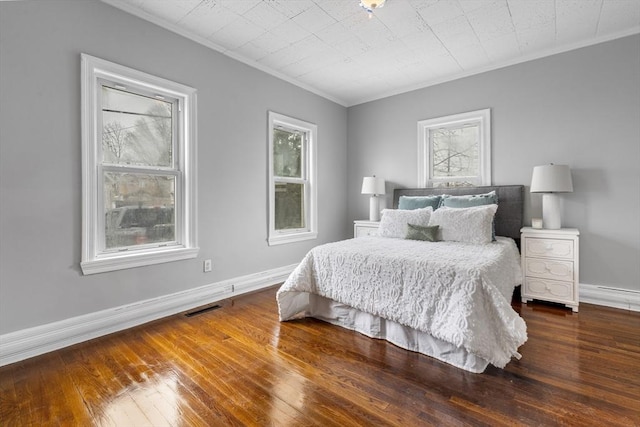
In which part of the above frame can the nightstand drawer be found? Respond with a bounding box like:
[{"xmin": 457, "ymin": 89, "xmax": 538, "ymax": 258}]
[
  {"xmin": 525, "ymin": 237, "xmax": 574, "ymax": 260},
  {"xmin": 524, "ymin": 258, "xmax": 574, "ymax": 282},
  {"xmin": 355, "ymin": 227, "xmax": 378, "ymax": 238},
  {"xmin": 524, "ymin": 277, "xmax": 574, "ymax": 303},
  {"xmin": 354, "ymin": 220, "xmax": 380, "ymax": 238}
]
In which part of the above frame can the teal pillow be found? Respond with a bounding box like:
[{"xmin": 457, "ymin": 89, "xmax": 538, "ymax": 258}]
[
  {"xmin": 439, "ymin": 190, "xmax": 498, "ymax": 208},
  {"xmin": 399, "ymin": 195, "xmax": 441, "ymax": 210},
  {"xmin": 406, "ymin": 223, "xmax": 439, "ymax": 242}
]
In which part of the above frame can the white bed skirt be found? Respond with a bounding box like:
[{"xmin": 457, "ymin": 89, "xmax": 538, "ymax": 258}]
[{"xmin": 307, "ymin": 293, "xmax": 490, "ymax": 373}]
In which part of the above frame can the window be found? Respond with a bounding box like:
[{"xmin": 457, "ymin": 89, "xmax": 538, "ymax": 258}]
[
  {"xmin": 268, "ymin": 112, "xmax": 317, "ymax": 246},
  {"xmin": 417, "ymin": 109, "xmax": 491, "ymax": 188},
  {"xmin": 81, "ymin": 54, "xmax": 197, "ymax": 274}
]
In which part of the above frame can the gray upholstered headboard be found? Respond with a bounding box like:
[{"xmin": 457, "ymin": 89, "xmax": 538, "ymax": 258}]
[{"xmin": 393, "ymin": 185, "xmax": 524, "ymax": 244}]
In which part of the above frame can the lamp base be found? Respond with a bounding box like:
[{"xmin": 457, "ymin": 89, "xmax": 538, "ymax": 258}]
[
  {"xmin": 542, "ymin": 193, "xmax": 562, "ymax": 229},
  {"xmin": 369, "ymin": 195, "xmax": 380, "ymax": 222}
]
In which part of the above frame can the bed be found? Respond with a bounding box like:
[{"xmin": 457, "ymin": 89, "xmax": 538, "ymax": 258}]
[{"xmin": 277, "ymin": 185, "xmax": 527, "ymax": 373}]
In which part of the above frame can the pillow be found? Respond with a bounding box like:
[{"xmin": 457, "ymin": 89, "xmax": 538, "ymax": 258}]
[
  {"xmin": 406, "ymin": 224, "xmax": 439, "ymax": 242},
  {"xmin": 398, "ymin": 195, "xmax": 441, "ymax": 211},
  {"xmin": 378, "ymin": 207, "xmax": 432, "ymax": 238},
  {"xmin": 439, "ymin": 190, "xmax": 498, "ymax": 240},
  {"xmin": 428, "ymin": 205, "xmax": 498, "ymax": 244},
  {"xmin": 439, "ymin": 190, "xmax": 498, "ymax": 208}
]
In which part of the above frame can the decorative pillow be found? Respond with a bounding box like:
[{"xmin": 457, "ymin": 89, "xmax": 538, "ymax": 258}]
[
  {"xmin": 439, "ymin": 191, "xmax": 498, "ymax": 240},
  {"xmin": 439, "ymin": 190, "xmax": 498, "ymax": 208},
  {"xmin": 428, "ymin": 205, "xmax": 498, "ymax": 244},
  {"xmin": 378, "ymin": 207, "xmax": 432, "ymax": 238},
  {"xmin": 398, "ymin": 195, "xmax": 441, "ymax": 211},
  {"xmin": 405, "ymin": 224, "xmax": 439, "ymax": 242}
]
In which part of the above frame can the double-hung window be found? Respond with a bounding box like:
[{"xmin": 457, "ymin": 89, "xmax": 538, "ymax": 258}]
[
  {"xmin": 268, "ymin": 112, "xmax": 317, "ymax": 246},
  {"xmin": 81, "ymin": 54, "xmax": 198, "ymax": 274},
  {"xmin": 417, "ymin": 109, "xmax": 491, "ymax": 188}
]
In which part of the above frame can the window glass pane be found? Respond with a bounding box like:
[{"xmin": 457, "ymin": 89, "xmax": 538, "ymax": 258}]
[
  {"xmin": 274, "ymin": 182, "xmax": 305, "ymax": 230},
  {"xmin": 104, "ymin": 172, "xmax": 175, "ymax": 249},
  {"xmin": 431, "ymin": 125, "xmax": 479, "ymax": 178},
  {"xmin": 273, "ymin": 127, "xmax": 303, "ymax": 178},
  {"xmin": 102, "ymin": 86, "xmax": 173, "ymax": 167}
]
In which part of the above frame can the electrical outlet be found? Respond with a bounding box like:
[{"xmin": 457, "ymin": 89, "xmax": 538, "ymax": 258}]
[{"xmin": 203, "ymin": 259, "xmax": 212, "ymax": 272}]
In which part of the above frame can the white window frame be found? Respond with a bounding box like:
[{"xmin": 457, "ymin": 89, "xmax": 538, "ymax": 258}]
[
  {"xmin": 417, "ymin": 109, "xmax": 491, "ymax": 188},
  {"xmin": 81, "ymin": 54, "xmax": 198, "ymax": 274},
  {"xmin": 268, "ymin": 111, "xmax": 317, "ymax": 246}
]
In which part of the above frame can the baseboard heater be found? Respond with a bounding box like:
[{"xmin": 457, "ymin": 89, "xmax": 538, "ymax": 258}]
[{"xmin": 185, "ymin": 304, "xmax": 222, "ymax": 317}]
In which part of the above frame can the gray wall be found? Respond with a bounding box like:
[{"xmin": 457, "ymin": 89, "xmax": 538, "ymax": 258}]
[
  {"xmin": 0, "ymin": 1, "xmax": 348, "ymax": 334},
  {"xmin": 347, "ymin": 34, "xmax": 640, "ymax": 292},
  {"xmin": 1, "ymin": 1, "xmax": 638, "ymax": 338}
]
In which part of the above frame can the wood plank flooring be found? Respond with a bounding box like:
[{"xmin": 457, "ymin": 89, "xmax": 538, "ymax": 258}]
[{"xmin": 1, "ymin": 286, "xmax": 639, "ymax": 426}]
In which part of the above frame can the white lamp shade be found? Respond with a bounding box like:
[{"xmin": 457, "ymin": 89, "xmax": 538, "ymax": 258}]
[
  {"xmin": 530, "ymin": 164, "xmax": 573, "ymax": 193},
  {"xmin": 361, "ymin": 176, "xmax": 386, "ymax": 195}
]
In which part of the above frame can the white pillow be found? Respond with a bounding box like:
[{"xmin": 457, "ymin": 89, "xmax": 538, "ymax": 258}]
[
  {"xmin": 378, "ymin": 207, "xmax": 432, "ymax": 238},
  {"xmin": 428, "ymin": 204, "xmax": 498, "ymax": 244}
]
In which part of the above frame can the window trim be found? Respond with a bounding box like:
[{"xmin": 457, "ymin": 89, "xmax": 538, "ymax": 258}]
[
  {"xmin": 81, "ymin": 54, "xmax": 198, "ymax": 274},
  {"xmin": 417, "ymin": 109, "xmax": 491, "ymax": 188},
  {"xmin": 267, "ymin": 111, "xmax": 317, "ymax": 246}
]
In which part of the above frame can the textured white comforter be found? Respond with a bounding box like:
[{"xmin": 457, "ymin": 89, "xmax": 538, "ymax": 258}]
[{"xmin": 277, "ymin": 236, "xmax": 527, "ymax": 368}]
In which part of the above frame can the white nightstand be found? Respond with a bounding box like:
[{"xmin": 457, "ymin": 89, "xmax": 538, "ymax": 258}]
[
  {"xmin": 354, "ymin": 220, "xmax": 380, "ymax": 238},
  {"xmin": 520, "ymin": 227, "xmax": 580, "ymax": 312}
]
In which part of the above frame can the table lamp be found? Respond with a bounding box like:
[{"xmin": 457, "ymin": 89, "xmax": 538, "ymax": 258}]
[
  {"xmin": 361, "ymin": 176, "xmax": 386, "ymax": 222},
  {"xmin": 530, "ymin": 164, "xmax": 573, "ymax": 229}
]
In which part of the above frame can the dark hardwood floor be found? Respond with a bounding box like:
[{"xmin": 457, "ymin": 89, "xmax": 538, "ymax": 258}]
[{"xmin": 1, "ymin": 286, "xmax": 639, "ymax": 426}]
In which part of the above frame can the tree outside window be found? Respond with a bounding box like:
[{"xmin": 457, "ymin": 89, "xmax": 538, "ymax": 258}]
[
  {"xmin": 268, "ymin": 112, "xmax": 317, "ymax": 246},
  {"xmin": 273, "ymin": 127, "xmax": 304, "ymax": 230},
  {"xmin": 100, "ymin": 85, "xmax": 176, "ymax": 249},
  {"xmin": 81, "ymin": 54, "xmax": 197, "ymax": 274},
  {"xmin": 418, "ymin": 109, "xmax": 491, "ymax": 188}
]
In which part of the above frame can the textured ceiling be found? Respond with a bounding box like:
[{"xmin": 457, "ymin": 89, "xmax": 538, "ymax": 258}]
[{"xmin": 103, "ymin": 0, "xmax": 640, "ymax": 106}]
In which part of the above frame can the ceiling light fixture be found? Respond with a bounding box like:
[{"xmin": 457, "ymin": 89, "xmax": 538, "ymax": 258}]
[{"xmin": 360, "ymin": 0, "xmax": 386, "ymax": 18}]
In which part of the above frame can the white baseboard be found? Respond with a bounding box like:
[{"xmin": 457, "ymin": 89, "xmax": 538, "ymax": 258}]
[
  {"xmin": 0, "ymin": 264, "xmax": 297, "ymax": 367},
  {"xmin": 2, "ymin": 270, "xmax": 635, "ymax": 367},
  {"xmin": 580, "ymin": 283, "xmax": 640, "ymax": 312}
]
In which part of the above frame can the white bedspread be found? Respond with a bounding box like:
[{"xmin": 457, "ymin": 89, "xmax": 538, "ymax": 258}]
[{"xmin": 277, "ymin": 236, "xmax": 527, "ymax": 369}]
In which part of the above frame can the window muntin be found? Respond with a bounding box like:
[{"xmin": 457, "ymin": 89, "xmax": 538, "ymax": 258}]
[
  {"xmin": 268, "ymin": 112, "xmax": 317, "ymax": 246},
  {"xmin": 81, "ymin": 54, "xmax": 198, "ymax": 274},
  {"xmin": 417, "ymin": 109, "xmax": 491, "ymax": 188}
]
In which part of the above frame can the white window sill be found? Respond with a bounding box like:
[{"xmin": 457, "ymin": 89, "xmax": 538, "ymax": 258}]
[
  {"xmin": 81, "ymin": 246, "xmax": 199, "ymax": 275},
  {"xmin": 268, "ymin": 231, "xmax": 317, "ymax": 246}
]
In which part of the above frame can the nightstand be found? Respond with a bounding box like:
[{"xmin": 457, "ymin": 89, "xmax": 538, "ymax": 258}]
[
  {"xmin": 354, "ymin": 220, "xmax": 380, "ymax": 238},
  {"xmin": 520, "ymin": 227, "xmax": 580, "ymax": 312}
]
